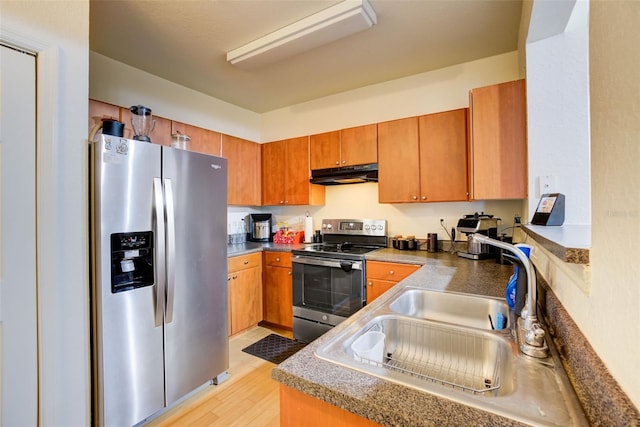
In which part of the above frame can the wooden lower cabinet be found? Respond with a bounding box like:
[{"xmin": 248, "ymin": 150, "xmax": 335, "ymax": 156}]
[
  {"xmin": 366, "ymin": 261, "xmax": 420, "ymax": 304},
  {"xmin": 262, "ymin": 252, "xmax": 293, "ymax": 329},
  {"xmin": 227, "ymin": 253, "xmax": 262, "ymax": 336},
  {"xmin": 280, "ymin": 385, "xmax": 382, "ymax": 427}
]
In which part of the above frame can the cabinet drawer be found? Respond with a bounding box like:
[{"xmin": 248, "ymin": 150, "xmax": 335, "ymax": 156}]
[
  {"xmin": 366, "ymin": 261, "xmax": 420, "ymax": 282},
  {"xmin": 228, "ymin": 252, "xmax": 262, "ymax": 272},
  {"xmin": 264, "ymin": 251, "xmax": 292, "ymax": 267}
]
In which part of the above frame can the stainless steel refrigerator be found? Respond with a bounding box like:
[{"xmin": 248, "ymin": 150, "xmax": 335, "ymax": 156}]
[{"xmin": 90, "ymin": 135, "xmax": 229, "ymax": 426}]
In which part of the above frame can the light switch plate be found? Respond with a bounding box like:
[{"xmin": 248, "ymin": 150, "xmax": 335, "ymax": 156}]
[{"xmin": 538, "ymin": 175, "xmax": 556, "ymax": 197}]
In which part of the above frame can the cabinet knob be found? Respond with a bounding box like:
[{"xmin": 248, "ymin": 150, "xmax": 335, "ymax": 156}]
[
  {"xmin": 421, "ymin": 196, "xmax": 427, "ymax": 200},
  {"xmin": 389, "ymin": 270, "xmax": 395, "ymax": 275},
  {"xmin": 284, "ymin": 200, "xmax": 289, "ymax": 204},
  {"xmin": 288, "ymin": 271, "xmax": 292, "ymax": 275},
  {"xmin": 228, "ymin": 276, "xmax": 231, "ymax": 281},
  {"xmin": 341, "ymin": 160, "xmax": 346, "ymax": 164},
  {"xmin": 243, "ymin": 260, "xmax": 249, "ymax": 265},
  {"xmin": 368, "ymin": 281, "xmax": 373, "ymax": 286},
  {"xmin": 335, "ymin": 160, "xmax": 340, "ymax": 165},
  {"xmin": 280, "ymin": 200, "xmax": 284, "ymax": 204},
  {"xmin": 275, "ymin": 257, "xmax": 280, "ymax": 262},
  {"xmin": 232, "ymin": 274, "xmax": 238, "ymax": 280},
  {"xmin": 412, "ymin": 195, "xmax": 418, "ymax": 200}
]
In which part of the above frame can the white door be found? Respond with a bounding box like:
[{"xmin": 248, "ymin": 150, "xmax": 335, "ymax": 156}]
[{"xmin": 0, "ymin": 43, "xmax": 38, "ymax": 425}]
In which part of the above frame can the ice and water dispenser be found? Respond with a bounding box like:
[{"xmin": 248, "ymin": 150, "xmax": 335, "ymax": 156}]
[{"xmin": 110, "ymin": 231, "xmax": 154, "ymax": 293}]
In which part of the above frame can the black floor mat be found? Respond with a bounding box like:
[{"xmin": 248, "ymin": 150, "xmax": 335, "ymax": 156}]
[{"xmin": 241, "ymin": 334, "xmax": 306, "ymax": 364}]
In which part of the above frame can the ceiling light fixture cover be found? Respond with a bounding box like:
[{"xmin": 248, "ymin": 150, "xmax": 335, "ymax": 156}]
[{"xmin": 227, "ymin": 0, "xmax": 377, "ymax": 69}]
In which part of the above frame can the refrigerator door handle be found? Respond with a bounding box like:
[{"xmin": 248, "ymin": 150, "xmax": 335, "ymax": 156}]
[
  {"xmin": 153, "ymin": 177, "xmax": 166, "ymax": 328},
  {"xmin": 164, "ymin": 178, "xmax": 176, "ymax": 323}
]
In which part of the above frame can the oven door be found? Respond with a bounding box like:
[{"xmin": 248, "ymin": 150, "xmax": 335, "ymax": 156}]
[{"xmin": 292, "ymin": 255, "xmax": 365, "ymax": 319}]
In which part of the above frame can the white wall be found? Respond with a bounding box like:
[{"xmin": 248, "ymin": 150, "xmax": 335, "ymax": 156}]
[
  {"xmin": 588, "ymin": 0, "xmax": 640, "ymax": 406},
  {"xmin": 525, "ymin": 0, "xmax": 639, "ymax": 407},
  {"xmin": 1, "ymin": 1, "xmax": 90, "ymax": 425},
  {"xmin": 90, "ymin": 52, "xmax": 262, "ymax": 142},
  {"xmin": 261, "ymin": 52, "xmax": 520, "ymax": 141},
  {"xmin": 526, "ymin": 0, "xmax": 591, "ymax": 224}
]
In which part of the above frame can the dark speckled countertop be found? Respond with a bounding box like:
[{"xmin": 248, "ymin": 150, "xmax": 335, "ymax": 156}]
[
  {"xmin": 272, "ymin": 249, "xmax": 527, "ymax": 427},
  {"xmin": 227, "ymin": 241, "xmax": 316, "ymax": 257}
]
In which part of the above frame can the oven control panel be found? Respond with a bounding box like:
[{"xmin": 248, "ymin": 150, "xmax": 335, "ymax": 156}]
[{"xmin": 321, "ymin": 219, "xmax": 386, "ymax": 236}]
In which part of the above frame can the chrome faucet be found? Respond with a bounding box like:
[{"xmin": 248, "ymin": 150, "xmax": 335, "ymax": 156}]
[{"xmin": 471, "ymin": 234, "xmax": 549, "ymax": 358}]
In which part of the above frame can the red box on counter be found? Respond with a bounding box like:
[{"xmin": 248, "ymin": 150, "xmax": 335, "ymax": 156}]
[{"xmin": 273, "ymin": 230, "xmax": 304, "ymax": 244}]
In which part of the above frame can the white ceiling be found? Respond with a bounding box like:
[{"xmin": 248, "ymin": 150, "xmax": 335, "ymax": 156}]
[{"xmin": 90, "ymin": 0, "xmax": 523, "ymax": 113}]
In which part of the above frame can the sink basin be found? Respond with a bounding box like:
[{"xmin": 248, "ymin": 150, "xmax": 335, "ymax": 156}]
[
  {"xmin": 389, "ymin": 287, "xmax": 509, "ymax": 330},
  {"xmin": 315, "ymin": 287, "xmax": 588, "ymax": 426},
  {"xmin": 326, "ymin": 314, "xmax": 514, "ymax": 396}
]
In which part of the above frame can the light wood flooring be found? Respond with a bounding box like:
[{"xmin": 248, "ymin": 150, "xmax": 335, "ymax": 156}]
[{"xmin": 147, "ymin": 325, "xmax": 292, "ymax": 427}]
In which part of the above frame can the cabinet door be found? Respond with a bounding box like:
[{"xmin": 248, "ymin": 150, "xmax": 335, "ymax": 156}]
[
  {"xmin": 229, "ymin": 267, "xmax": 263, "ymax": 335},
  {"xmin": 340, "ymin": 124, "xmax": 377, "ymax": 166},
  {"xmin": 171, "ymin": 121, "xmax": 221, "ymax": 156},
  {"xmin": 284, "ymin": 136, "xmax": 311, "ymax": 205},
  {"xmin": 222, "ymin": 134, "xmax": 261, "ymax": 206},
  {"xmin": 366, "ymin": 279, "xmax": 396, "ymax": 304},
  {"xmin": 469, "ymin": 79, "xmax": 527, "ymax": 199},
  {"xmin": 120, "ymin": 107, "xmax": 172, "ymax": 146},
  {"xmin": 263, "ymin": 266, "xmax": 293, "ymax": 329},
  {"xmin": 419, "ymin": 109, "xmax": 469, "ymax": 202},
  {"xmin": 377, "ymin": 117, "xmax": 420, "ymax": 203},
  {"xmin": 310, "ymin": 131, "xmax": 340, "ymax": 169},
  {"xmin": 261, "ymin": 140, "xmax": 286, "ymax": 205}
]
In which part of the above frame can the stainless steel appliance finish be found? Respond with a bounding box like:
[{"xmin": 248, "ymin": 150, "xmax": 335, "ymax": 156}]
[
  {"xmin": 309, "ymin": 163, "xmax": 378, "ymax": 185},
  {"xmin": 456, "ymin": 213, "xmax": 498, "ymax": 260},
  {"xmin": 90, "ymin": 135, "xmax": 229, "ymax": 426},
  {"xmin": 292, "ymin": 219, "xmax": 387, "ymax": 342},
  {"xmin": 249, "ymin": 213, "xmax": 272, "ymax": 242}
]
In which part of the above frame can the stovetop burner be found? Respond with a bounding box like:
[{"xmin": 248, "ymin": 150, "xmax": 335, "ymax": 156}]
[
  {"xmin": 293, "ymin": 219, "xmax": 388, "ymax": 260},
  {"xmin": 297, "ymin": 243, "xmax": 382, "ymax": 256}
]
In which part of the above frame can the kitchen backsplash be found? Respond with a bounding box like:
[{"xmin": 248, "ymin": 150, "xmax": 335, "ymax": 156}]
[{"xmin": 228, "ymin": 185, "xmax": 527, "ymax": 245}]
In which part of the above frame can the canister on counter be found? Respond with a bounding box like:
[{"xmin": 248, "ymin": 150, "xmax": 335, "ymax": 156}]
[{"xmin": 427, "ymin": 233, "xmax": 438, "ymax": 252}]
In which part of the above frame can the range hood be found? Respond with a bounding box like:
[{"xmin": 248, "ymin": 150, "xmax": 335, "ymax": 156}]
[{"xmin": 310, "ymin": 163, "xmax": 378, "ymax": 185}]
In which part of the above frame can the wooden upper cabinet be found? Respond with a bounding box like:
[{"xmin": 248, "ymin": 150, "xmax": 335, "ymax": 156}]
[
  {"xmin": 310, "ymin": 131, "xmax": 340, "ymax": 169},
  {"xmin": 377, "ymin": 117, "xmax": 421, "ymax": 203},
  {"xmin": 309, "ymin": 124, "xmax": 377, "ymax": 170},
  {"xmin": 262, "ymin": 139, "xmax": 287, "ymax": 205},
  {"xmin": 171, "ymin": 121, "xmax": 221, "ymax": 156},
  {"xmin": 120, "ymin": 107, "xmax": 172, "ymax": 147},
  {"xmin": 221, "ymin": 134, "xmax": 261, "ymax": 206},
  {"xmin": 340, "ymin": 124, "xmax": 377, "ymax": 166},
  {"xmin": 418, "ymin": 108, "xmax": 469, "ymax": 202},
  {"xmin": 262, "ymin": 137, "xmax": 325, "ymax": 206},
  {"xmin": 469, "ymin": 79, "xmax": 527, "ymax": 200}
]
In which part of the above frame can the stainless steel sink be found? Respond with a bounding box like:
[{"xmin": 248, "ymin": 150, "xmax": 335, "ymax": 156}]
[
  {"xmin": 324, "ymin": 314, "xmax": 515, "ymax": 396},
  {"xmin": 389, "ymin": 287, "xmax": 509, "ymax": 330},
  {"xmin": 315, "ymin": 287, "xmax": 587, "ymax": 426}
]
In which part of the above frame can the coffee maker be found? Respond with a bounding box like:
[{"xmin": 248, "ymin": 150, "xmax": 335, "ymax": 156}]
[
  {"xmin": 249, "ymin": 213, "xmax": 273, "ymax": 242},
  {"xmin": 456, "ymin": 213, "xmax": 498, "ymax": 260}
]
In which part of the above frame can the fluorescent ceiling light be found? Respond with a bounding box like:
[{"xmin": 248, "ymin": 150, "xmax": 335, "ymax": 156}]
[{"xmin": 227, "ymin": 0, "xmax": 377, "ymax": 69}]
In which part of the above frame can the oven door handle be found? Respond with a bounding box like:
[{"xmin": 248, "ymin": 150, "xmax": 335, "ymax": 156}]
[{"xmin": 293, "ymin": 256, "xmax": 362, "ymax": 270}]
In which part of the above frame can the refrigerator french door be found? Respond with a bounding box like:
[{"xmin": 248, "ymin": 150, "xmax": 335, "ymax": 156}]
[{"xmin": 90, "ymin": 135, "xmax": 229, "ymax": 426}]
